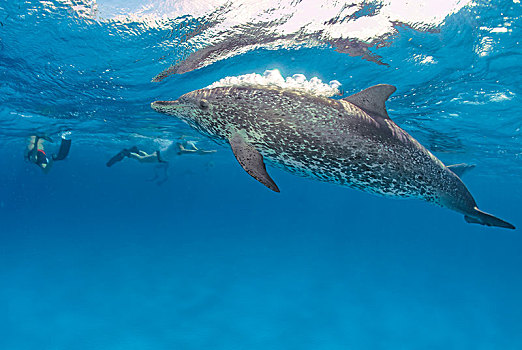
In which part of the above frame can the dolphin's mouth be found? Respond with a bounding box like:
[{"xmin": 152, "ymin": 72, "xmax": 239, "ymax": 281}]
[
  {"xmin": 151, "ymin": 100, "xmax": 178, "ymax": 106},
  {"xmin": 151, "ymin": 100, "xmax": 178, "ymax": 112}
]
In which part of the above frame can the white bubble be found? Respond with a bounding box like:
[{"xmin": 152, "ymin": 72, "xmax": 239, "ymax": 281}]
[{"xmin": 206, "ymin": 69, "xmax": 342, "ymax": 97}]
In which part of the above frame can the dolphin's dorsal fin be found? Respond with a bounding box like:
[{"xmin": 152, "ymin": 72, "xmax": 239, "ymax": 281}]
[
  {"xmin": 342, "ymin": 84, "xmax": 396, "ymax": 119},
  {"xmin": 229, "ymin": 132, "xmax": 280, "ymax": 192}
]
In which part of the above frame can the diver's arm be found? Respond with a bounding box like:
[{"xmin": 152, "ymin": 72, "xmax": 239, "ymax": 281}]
[
  {"xmin": 186, "ymin": 141, "xmax": 198, "ymax": 150},
  {"xmin": 197, "ymin": 149, "xmax": 217, "ymax": 154}
]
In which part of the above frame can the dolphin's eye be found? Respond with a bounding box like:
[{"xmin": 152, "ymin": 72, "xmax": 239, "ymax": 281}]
[{"xmin": 199, "ymin": 99, "xmax": 209, "ymax": 109}]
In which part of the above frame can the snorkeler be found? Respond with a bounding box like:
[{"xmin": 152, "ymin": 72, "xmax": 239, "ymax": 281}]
[
  {"xmin": 106, "ymin": 139, "xmax": 216, "ymax": 185},
  {"xmin": 24, "ymin": 135, "xmax": 72, "ymax": 173},
  {"xmin": 106, "ymin": 146, "xmax": 166, "ymax": 167},
  {"xmin": 106, "ymin": 139, "xmax": 216, "ymax": 167}
]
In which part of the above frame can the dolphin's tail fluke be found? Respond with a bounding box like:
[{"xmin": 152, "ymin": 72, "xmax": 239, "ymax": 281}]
[{"xmin": 464, "ymin": 207, "xmax": 515, "ymax": 229}]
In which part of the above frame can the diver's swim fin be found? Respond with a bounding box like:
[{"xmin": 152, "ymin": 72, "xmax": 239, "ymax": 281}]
[
  {"xmin": 52, "ymin": 138, "xmax": 71, "ymax": 161},
  {"xmin": 106, "ymin": 149, "xmax": 129, "ymax": 167}
]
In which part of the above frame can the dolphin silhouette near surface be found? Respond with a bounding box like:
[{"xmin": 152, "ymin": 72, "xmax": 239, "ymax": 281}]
[{"xmin": 151, "ymin": 84, "xmax": 514, "ymax": 229}]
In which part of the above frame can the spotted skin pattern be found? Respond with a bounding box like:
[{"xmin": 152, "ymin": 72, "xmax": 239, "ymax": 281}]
[{"xmin": 151, "ymin": 85, "xmax": 515, "ymax": 229}]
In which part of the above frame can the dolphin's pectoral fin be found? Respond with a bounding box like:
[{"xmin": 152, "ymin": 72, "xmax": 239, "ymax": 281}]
[
  {"xmin": 446, "ymin": 163, "xmax": 475, "ymax": 178},
  {"xmin": 464, "ymin": 207, "xmax": 515, "ymax": 229},
  {"xmin": 343, "ymin": 84, "xmax": 396, "ymax": 119},
  {"xmin": 229, "ymin": 133, "xmax": 280, "ymax": 192}
]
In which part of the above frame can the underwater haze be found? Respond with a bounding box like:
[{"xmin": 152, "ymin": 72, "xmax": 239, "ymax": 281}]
[{"xmin": 1, "ymin": 0, "xmax": 522, "ymax": 349}]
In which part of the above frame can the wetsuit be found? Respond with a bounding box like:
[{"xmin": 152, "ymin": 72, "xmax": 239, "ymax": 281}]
[
  {"xmin": 35, "ymin": 148, "xmax": 49, "ymax": 168},
  {"xmin": 26, "ymin": 136, "xmax": 49, "ymax": 169}
]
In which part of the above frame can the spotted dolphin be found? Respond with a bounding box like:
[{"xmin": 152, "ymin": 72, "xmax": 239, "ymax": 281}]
[{"xmin": 151, "ymin": 84, "xmax": 514, "ymax": 229}]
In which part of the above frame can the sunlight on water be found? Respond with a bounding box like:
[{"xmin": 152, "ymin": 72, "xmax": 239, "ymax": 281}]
[{"xmin": 54, "ymin": 0, "xmax": 473, "ymax": 77}]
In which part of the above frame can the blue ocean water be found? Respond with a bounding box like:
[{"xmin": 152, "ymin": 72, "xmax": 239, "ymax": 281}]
[{"xmin": 1, "ymin": 0, "xmax": 521, "ymax": 349}]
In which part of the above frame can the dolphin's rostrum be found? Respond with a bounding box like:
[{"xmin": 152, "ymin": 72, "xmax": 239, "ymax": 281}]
[{"xmin": 151, "ymin": 84, "xmax": 514, "ymax": 229}]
